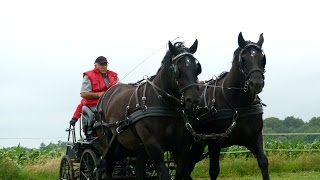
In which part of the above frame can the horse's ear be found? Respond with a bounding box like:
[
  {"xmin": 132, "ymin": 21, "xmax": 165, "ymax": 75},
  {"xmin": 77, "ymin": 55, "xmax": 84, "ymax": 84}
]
[
  {"xmin": 238, "ymin": 32, "xmax": 246, "ymax": 48},
  {"xmin": 168, "ymin": 41, "xmax": 178, "ymax": 55},
  {"xmin": 189, "ymin": 39, "xmax": 198, "ymax": 54},
  {"xmin": 257, "ymin": 33, "xmax": 264, "ymax": 47}
]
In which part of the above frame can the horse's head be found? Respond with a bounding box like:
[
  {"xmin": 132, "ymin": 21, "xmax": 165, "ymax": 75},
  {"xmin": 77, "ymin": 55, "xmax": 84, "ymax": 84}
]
[
  {"xmin": 166, "ymin": 39, "xmax": 201, "ymax": 110},
  {"xmin": 235, "ymin": 32, "xmax": 266, "ymax": 95}
]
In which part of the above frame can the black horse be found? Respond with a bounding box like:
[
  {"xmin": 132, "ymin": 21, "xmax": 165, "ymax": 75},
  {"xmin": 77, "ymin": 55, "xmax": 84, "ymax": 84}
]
[
  {"xmin": 188, "ymin": 32, "xmax": 269, "ymax": 180},
  {"xmin": 96, "ymin": 40, "xmax": 201, "ymax": 180}
]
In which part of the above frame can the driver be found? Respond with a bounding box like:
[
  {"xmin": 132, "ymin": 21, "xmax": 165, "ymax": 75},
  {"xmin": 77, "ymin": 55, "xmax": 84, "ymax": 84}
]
[{"xmin": 78, "ymin": 56, "xmax": 118, "ymax": 137}]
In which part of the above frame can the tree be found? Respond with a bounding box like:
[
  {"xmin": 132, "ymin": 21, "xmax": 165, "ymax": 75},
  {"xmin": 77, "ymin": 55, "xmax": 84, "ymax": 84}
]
[
  {"xmin": 40, "ymin": 142, "xmax": 46, "ymax": 149},
  {"xmin": 283, "ymin": 116, "xmax": 304, "ymax": 130},
  {"xmin": 308, "ymin": 117, "xmax": 320, "ymax": 127},
  {"xmin": 264, "ymin": 117, "xmax": 285, "ymax": 133}
]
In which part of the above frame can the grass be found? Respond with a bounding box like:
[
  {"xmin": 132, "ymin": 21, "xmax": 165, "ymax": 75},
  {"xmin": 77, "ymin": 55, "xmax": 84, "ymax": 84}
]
[
  {"xmin": 19, "ymin": 159, "xmax": 60, "ymax": 180},
  {"xmin": 194, "ymin": 172, "xmax": 320, "ymax": 180},
  {"xmin": 2, "ymin": 153, "xmax": 320, "ymax": 179},
  {"xmin": 0, "ymin": 158, "xmax": 60, "ymax": 180},
  {"xmin": 192, "ymin": 152, "xmax": 320, "ymax": 179}
]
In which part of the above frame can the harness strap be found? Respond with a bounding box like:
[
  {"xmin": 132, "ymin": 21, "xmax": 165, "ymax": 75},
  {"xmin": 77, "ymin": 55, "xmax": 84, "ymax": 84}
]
[
  {"xmin": 203, "ymin": 82, "xmax": 209, "ymax": 109},
  {"xmin": 199, "ymin": 104, "xmax": 263, "ymax": 121},
  {"xmin": 141, "ymin": 82, "xmax": 148, "ymax": 110},
  {"xmin": 114, "ymin": 107, "xmax": 179, "ymax": 133},
  {"xmin": 94, "ymin": 133, "xmax": 117, "ymax": 173},
  {"xmin": 181, "ymin": 110, "xmax": 225, "ymax": 142},
  {"xmin": 146, "ymin": 79, "xmax": 181, "ymax": 103},
  {"xmin": 134, "ymin": 83, "xmax": 142, "ymax": 108},
  {"xmin": 125, "ymin": 91, "xmax": 135, "ymax": 118},
  {"xmin": 200, "ymin": 104, "xmax": 263, "ymax": 142}
]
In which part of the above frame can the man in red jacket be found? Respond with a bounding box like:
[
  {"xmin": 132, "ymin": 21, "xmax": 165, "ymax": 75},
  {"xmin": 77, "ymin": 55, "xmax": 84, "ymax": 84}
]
[{"xmin": 70, "ymin": 56, "xmax": 118, "ymax": 136}]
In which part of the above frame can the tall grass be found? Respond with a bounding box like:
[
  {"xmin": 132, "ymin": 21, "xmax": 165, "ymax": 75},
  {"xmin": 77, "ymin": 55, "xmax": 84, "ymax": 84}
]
[{"xmin": 0, "ymin": 144, "xmax": 63, "ymax": 180}]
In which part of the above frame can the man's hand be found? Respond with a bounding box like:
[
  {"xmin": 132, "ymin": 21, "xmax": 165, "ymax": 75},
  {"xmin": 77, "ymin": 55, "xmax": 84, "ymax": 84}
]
[
  {"xmin": 70, "ymin": 118, "xmax": 77, "ymax": 126},
  {"xmin": 81, "ymin": 91, "xmax": 105, "ymax": 99},
  {"xmin": 98, "ymin": 91, "xmax": 105, "ymax": 98}
]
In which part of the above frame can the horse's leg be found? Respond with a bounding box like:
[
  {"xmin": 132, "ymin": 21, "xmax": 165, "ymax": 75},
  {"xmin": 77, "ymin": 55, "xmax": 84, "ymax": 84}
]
[
  {"xmin": 144, "ymin": 144, "xmax": 170, "ymax": 180},
  {"xmin": 246, "ymin": 133, "xmax": 270, "ymax": 180},
  {"xmin": 96, "ymin": 126, "xmax": 108, "ymax": 150},
  {"xmin": 95, "ymin": 127, "xmax": 114, "ymax": 179},
  {"xmin": 208, "ymin": 143, "xmax": 221, "ymax": 180},
  {"xmin": 173, "ymin": 146, "xmax": 193, "ymax": 180},
  {"xmin": 188, "ymin": 142, "xmax": 206, "ymax": 174},
  {"xmin": 135, "ymin": 149, "xmax": 148, "ymax": 180}
]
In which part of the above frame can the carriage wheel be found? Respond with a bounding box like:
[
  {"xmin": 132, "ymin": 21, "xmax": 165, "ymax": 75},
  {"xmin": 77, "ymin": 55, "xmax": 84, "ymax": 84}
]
[
  {"xmin": 59, "ymin": 155, "xmax": 75, "ymax": 180},
  {"xmin": 79, "ymin": 149, "xmax": 100, "ymax": 180}
]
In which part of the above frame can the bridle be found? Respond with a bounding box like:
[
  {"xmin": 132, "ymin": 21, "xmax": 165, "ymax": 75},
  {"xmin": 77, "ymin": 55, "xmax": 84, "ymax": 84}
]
[
  {"xmin": 170, "ymin": 52, "xmax": 200, "ymax": 94},
  {"xmin": 238, "ymin": 43, "xmax": 266, "ymax": 92}
]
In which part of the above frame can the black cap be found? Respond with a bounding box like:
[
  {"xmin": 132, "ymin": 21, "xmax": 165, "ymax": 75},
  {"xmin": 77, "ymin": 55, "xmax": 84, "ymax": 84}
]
[{"xmin": 95, "ymin": 56, "xmax": 108, "ymax": 64}]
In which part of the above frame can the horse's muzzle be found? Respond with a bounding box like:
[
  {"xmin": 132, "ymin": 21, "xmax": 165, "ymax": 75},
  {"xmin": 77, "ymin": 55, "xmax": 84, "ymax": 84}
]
[
  {"xmin": 249, "ymin": 79, "xmax": 264, "ymax": 94},
  {"xmin": 184, "ymin": 94, "xmax": 200, "ymax": 111}
]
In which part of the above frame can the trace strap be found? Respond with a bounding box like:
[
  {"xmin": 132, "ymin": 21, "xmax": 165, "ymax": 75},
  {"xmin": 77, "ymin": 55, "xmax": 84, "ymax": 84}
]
[{"xmin": 180, "ymin": 110, "xmax": 225, "ymax": 142}]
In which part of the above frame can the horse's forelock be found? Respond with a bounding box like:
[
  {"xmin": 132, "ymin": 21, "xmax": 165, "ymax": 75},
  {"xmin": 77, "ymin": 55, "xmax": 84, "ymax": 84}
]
[
  {"xmin": 159, "ymin": 41, "xmax": 190, "ymax": 72},
  {"xmin": 173, "ymin": 41, "xmax": 185, "ymax": 48},
  {"xmin": 233, "ymin": 41, "xmax": 263, "ymax": 63},
  {"xmin": 174, "ymin": 41, "xmax": 189, "ymax": 53}
]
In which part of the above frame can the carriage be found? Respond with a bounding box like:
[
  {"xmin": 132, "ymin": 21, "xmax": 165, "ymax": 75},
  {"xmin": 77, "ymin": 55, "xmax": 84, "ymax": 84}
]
[{"xmin": 59, "ymin": 120, "xmax": 176, "ymax": 180}]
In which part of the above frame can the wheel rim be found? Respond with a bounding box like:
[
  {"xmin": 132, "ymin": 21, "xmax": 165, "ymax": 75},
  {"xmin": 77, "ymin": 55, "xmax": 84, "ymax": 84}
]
[
  {"xmin": 59, "ymin": 155, "xmax": 75, "ymax": 180},
  {"xmin": 80, "ymin": 149, "xmax": 99, "ymax": 180}
]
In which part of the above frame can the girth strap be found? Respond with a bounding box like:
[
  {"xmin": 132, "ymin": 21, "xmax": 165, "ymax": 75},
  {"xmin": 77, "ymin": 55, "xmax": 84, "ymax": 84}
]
[
  {"xmin": 115, "ymin": 106, "xmax": 179, "ymax": 133},
  {"xmin": 199, "ymin": 104, "xmax": 263, "ymax": 122}
]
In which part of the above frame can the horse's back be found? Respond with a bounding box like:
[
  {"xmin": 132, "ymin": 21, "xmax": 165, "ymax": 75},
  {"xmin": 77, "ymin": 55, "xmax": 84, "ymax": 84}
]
[{"xmin": 102, "ymin": 83, "xmax": 138, "ymax": 122}]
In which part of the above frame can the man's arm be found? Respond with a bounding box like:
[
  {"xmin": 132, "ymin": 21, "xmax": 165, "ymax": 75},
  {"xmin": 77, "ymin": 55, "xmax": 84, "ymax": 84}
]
[
  {"xmin": 80, "ymin": 91, "xmax": 104, "ymax": 99},
  {"xmin": 80, "ymin": 75, "xmax": 103, "ymax": 99}
]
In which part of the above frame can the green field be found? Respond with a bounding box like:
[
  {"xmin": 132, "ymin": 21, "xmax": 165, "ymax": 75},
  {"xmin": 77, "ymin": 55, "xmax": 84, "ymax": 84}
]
[{"xmin": 1, "ymin": 142, "xmax": 320, "ymax": 180}]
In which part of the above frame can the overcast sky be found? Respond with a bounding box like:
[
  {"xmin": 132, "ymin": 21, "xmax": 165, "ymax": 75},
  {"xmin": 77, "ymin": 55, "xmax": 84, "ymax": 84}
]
[{"xmin": 1, "ymin": 0, "xmax": 319, "ymax": 148}]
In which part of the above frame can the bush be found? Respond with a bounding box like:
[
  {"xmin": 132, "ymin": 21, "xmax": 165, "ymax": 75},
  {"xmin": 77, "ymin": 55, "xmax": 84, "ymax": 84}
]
[{"xmin": 0, "ymin": 159, "xmax": 22, "ymax": 180}]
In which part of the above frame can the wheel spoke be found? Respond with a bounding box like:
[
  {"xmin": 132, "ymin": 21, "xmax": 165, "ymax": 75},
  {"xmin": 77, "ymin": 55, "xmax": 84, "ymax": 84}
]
[{"xmin": 80, "ymin": 149, "xmax": 99, "ymax": 180}]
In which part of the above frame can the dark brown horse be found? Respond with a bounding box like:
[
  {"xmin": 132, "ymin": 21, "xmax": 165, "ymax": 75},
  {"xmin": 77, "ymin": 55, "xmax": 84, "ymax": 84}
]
[
  {"xmin": 188, "ymin": 32, "xmax": 269, "ymax": 180},
  {"xmin": 96, "ymin": 40, "xmax": 201, "ymax": 180}
]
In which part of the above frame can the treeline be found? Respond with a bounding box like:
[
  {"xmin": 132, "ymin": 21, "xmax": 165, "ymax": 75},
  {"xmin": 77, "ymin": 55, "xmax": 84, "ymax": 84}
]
[{"xmin": 264, "ymin": 116, "xmax": 320, "ymax": 142}]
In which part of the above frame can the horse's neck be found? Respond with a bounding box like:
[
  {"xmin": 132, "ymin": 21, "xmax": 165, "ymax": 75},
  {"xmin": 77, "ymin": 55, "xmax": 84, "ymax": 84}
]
[
  {"xmin": 216, "ymin": 68, "xmax": 255, "ymax": 108},
  {"xmin": 151, "ymin": 72, "xmax": 179, "ymax": 101},
  {"xmin": 153, "ymin": 72, "xmax": 173, "ymax": 91}
]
